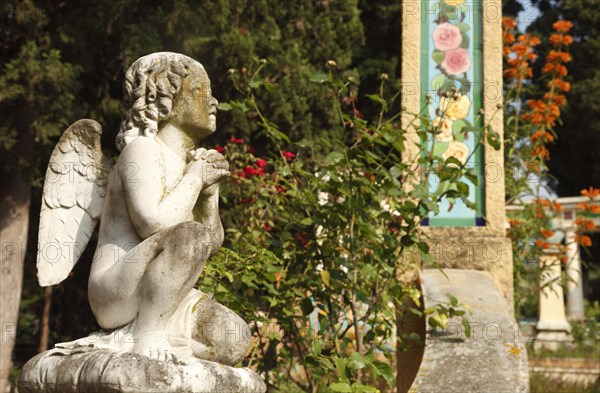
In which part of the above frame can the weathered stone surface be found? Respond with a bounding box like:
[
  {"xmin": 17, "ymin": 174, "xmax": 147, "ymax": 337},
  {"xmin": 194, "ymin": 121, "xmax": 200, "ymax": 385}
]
[
  {"xmin": 410, "ymin": 269, "xmax": 529, "ymax": 393},
  {"xmin": 19, "ymin": 348, "xmax": 265, "ymax": 393},
  {"xmin": 424, "ymin": 235, "xmax": 515, "ymax": 307}
]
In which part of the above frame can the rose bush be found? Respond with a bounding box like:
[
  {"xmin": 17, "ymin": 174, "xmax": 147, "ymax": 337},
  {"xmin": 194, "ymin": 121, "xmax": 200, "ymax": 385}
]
[{"xmin": 202, "ymin": 60, "xmax": 496, "ymax": 392}]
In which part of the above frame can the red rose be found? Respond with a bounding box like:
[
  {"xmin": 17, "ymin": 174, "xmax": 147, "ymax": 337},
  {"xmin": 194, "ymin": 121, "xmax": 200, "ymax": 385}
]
[{"xmin": 282, "ymin": 150, "xmax": 296, "ymax": 161}]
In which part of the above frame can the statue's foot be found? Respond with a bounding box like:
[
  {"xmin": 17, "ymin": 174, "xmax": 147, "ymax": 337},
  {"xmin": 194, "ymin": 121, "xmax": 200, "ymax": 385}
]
[
  {"xmin": 133, "ymin": 330, "xmax": 173, "ymax": 362},
  {"xmin": 176, "ymin": 353, "xmax": 202, "ymax": 366}
]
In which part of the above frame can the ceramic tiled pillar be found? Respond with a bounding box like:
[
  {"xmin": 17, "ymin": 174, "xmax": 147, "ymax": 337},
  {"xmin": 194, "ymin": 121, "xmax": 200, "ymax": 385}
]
[{"xmin": 400, "ymin": 0, "xmax": 513, "ymax": 304}]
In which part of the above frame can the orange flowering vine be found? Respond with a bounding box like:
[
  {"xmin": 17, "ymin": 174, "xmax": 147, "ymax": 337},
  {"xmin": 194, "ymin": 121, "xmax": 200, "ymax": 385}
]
[
  {"xmin": 502, "ymin": 17, "xmax": 573, "ymax": 170},
  {"xmin": 580, "ymin": 236, "xmax": 592, "ymax": 247},
  {"xmin": 535, "ymin": 239, "xmax": 551, "ymax": 249},
  {"xmin": 540, "ymin": 229, "xmax": 555, "ymax": 238},
  {"xmin": 503, "ymin": 19, "xmax": 598, "ymax": 308},
  {"xmin": 503, "ymin": 17, "xmax": 539, "ymax": 87},
  {"xmin": 573, "ymin": 187, "xmax": 599, "ymax": 247},
  {"xmin": 581, "ymin": 187, "xmax": 600, "ymax": 198},
  {"xmin": 508, "ymin": 218, "xmax": 521, "ymax": 227},
  {"xmin": 574, "ymin": 235, "xmax": 593, "ymax": 247},
  {"xmin": 577, "ymin": 201, "xmax": 600, "ymax": 214},
  {"xmin": 575, "ymin": 217, "xmax": 596, "ymax": 232},
  {"xmin": 522, "ymin": 19, "xmax": 573, "ymax": 161}
]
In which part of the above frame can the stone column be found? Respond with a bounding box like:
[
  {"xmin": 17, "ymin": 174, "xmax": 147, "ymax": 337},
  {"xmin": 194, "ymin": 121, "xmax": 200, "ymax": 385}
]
[
  {"xmin": 397, "ymin": 1, "xmax": 527, "ymax": 392},
  {"xmin": 535, "ymin": 250, "xmax": 572, "ymax": 350},
  {"xmin": 565, "ymin": 229, "xmax": 585, "ymax": 320}
]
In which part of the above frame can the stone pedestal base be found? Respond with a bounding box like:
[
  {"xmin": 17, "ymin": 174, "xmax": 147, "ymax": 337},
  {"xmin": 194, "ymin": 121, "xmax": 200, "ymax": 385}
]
[
  {"xmin": 18, "ymin": 347, "xmax": 266, "ymax": 393},
  {"xmin": 535, "ymin": 253, "xmax": 573, "ymax": 352},
  {"xmin": 534, "ymin": 322, "xmax": 573, "ymax": 351}
]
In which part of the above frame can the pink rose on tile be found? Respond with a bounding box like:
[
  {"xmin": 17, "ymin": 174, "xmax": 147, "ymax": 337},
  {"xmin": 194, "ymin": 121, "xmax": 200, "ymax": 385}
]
[
  {"xmin": 442, "ymin": 48, "xmax": 470, "ymax": 75},
  {"xmin": 432, "ymin": 23, "xmax": 462, "ymax": 51}
]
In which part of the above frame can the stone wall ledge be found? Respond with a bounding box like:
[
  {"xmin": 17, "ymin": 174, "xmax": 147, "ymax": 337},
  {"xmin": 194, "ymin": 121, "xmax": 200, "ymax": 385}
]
[{"xmin": 410, "ymin": 269, "xmax": 529, "ymax": 393}]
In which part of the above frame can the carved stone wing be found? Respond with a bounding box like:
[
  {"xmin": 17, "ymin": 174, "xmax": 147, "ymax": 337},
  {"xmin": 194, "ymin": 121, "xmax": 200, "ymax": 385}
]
[{"xmin": 37, "ymin": 119, "xmax": 111, "ymax": 287}]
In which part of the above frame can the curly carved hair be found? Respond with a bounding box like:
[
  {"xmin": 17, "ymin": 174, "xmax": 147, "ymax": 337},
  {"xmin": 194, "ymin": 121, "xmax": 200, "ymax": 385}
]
[{"xmin": 116, "ymin": 52, "xmax": 202, "ymax": 151}]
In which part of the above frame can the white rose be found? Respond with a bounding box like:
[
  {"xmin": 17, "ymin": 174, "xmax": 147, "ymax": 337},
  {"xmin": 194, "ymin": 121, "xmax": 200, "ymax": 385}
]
[
  {"xmin": 442, "ymin": 140, "xmax": 470, "ymax": 166},
  {"xmin": 432, "ymin": 116, "xmax": 454, "ymax": 142},
  {"xmin": 439, "ymin": 94, "xmax": 470, "ymax": 120}
]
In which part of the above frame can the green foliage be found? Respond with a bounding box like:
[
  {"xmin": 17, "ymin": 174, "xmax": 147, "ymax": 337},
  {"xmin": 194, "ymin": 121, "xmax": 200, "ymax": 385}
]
[
  {"xmin": 0, "ymin": 2, "xmax": 81, "ymax": 176},
  {"xmin": 424, "ymin": 294, "xmax": 471, "ymax": 338},
  {"xmin": 353, "ymin": 0, "xmax": 402, "ymax": 120},
  {"xmin": 529, "ymin": 300, "xmax": 600, "ymax": 361},
  {"xmin": 198, "ymin": 65, "xmax": 492, "ymax": 391},
  {"xmin": 507, "ymin": 203, "xmax": 554, "ymax": 319},
  {"xmin": 177, "ymin": 0, "xmax": 364, "ymax": 145},
  {"xmin": 0, "ymin": 41, "xmax": 80, "ymax": 146}
]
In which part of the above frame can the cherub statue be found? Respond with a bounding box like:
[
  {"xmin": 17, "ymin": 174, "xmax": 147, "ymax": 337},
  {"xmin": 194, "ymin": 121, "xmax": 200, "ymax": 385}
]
[{"xmin": 37, "ymin": 52, "xmax": 249, "ymax": 365}]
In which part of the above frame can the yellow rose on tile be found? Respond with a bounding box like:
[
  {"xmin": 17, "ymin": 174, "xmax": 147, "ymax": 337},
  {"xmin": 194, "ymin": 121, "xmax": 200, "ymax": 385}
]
[
  {"xmin": 442, "ymin": 140, "xmax": 470, "ymax": 166},
  {"xmin": 432, "ymin": 116, "xmax": 454, "ymax": 142},
  {"xmin": 439, "ymin": 94, "xmax": 470, "ymax": 120}
]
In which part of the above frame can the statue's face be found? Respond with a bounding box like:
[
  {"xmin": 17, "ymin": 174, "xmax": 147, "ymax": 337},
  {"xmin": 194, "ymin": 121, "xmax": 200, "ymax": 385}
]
[{"xmin": 170, "ymin": 64, "xmax": 218, "ymax": 139}]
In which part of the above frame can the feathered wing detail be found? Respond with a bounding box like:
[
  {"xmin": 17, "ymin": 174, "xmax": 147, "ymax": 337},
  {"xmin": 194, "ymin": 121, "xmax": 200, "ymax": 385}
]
[{"xmin": 37, "ymin": 119, "xmax": 112, "ymax": 287}]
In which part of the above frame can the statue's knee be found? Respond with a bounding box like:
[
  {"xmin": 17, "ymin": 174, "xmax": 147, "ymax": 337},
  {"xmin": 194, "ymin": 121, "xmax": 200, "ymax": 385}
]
[
  {"xmin": 200, "ymin": 309, "xmax": 251, "ymax": 365},
  {"xmin": 207, "ymin": 314, "xmax": 250, "ymax": 345},
  {"xmin": 231, "ymin": 317, "xmax": 252, "ymax": 348},
  {"xmin": 191, "ymin": 297, "xmax": 251, "ymax": 363},
  {"xmin": 220, "ymin": 318, "xmax": 251, "ymax": 365}
]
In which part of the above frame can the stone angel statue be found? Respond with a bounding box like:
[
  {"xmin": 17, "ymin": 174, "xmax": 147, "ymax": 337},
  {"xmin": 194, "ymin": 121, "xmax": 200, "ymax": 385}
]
[{"xmin": 35, "ymin": 52, "xmax": 250, "ymax": 366}]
